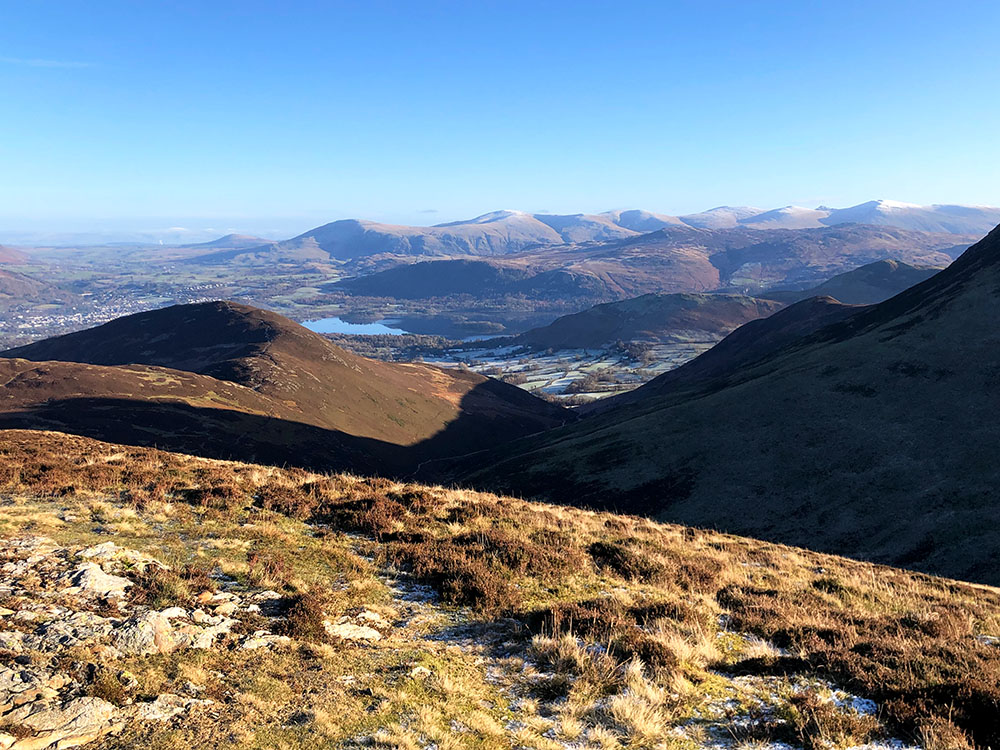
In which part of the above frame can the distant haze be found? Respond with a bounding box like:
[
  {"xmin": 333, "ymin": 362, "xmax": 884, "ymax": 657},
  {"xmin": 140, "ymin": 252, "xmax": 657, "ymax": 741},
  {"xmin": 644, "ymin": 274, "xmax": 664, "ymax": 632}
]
[{"xmin": 3, "ymin": 199, "xmax": 998, "ymax": 246}]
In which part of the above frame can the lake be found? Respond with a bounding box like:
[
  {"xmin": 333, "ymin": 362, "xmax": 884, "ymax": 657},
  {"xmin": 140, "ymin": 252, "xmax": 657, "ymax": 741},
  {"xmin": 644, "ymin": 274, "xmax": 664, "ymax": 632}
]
[{"xmin": 303, "ymin": 317, "xmax": 408, "ymax": 335}]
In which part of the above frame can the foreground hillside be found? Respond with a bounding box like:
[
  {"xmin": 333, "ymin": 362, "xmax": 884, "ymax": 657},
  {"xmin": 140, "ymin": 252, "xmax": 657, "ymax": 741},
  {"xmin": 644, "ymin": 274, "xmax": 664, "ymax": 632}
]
[
  {"xmin": 0, "ymin": 430, "xmax": 997, "ymax": 749},
  {"xmin": 457, "ymin": 225, "xmax": 1000, "ymax": 586},
  {"xmin": 0, "ymin": 302, "xmax": 567, "ymax": 474}
]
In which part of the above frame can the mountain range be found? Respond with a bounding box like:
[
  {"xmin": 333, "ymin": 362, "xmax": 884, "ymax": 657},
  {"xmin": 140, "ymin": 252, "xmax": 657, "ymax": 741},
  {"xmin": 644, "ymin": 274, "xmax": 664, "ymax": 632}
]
[
  {"xmin": 333, "ymin": 225, "xmax": 970, "ymax": 305},
  {"xmin": 186, "ymin": 200, "xmax": 1000, "ymax": 265}
]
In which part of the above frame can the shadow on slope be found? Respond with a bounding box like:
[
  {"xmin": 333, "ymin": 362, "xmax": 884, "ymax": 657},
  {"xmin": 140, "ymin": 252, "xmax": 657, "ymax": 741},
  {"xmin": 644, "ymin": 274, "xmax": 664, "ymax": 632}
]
[{"xmin": 0, "ymin": 378, "xmax": 539, "ymax": 478}]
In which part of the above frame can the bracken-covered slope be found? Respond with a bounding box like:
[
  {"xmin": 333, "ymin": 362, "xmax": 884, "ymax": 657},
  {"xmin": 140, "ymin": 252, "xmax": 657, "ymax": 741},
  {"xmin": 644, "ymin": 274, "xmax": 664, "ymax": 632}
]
[
  {"xmin": 455, "ymin": 224, "xmax": 1000, "ymax": 585},
  {"xmin": 0, "ymin": 301, "xmax": 569, "ymax": 472}
]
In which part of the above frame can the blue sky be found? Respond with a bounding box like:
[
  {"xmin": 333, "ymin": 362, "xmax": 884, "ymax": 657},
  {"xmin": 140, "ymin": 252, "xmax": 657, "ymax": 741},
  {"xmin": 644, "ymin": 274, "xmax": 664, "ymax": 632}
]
[{"xmin": 1, "ymin": 0, "xmax": 998, "ymax": 239}]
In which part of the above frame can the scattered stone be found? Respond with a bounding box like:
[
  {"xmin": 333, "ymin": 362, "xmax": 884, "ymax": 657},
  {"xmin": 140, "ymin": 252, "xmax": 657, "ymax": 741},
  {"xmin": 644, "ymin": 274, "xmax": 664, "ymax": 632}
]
[
  {"xmin": 0, "ymin": 632, "xmax": 24, "ymax": 651},
  {"xmin": 159, "ymin": 606, "xmax": 187, "ymax": 619},
  {"xmin": 186, "ymin": 617, "xmax": 236, "ymax": 650},
  {"xmin": 118, "ymin": 671, "xmax": 139, "ymax": 691},
  {"xmin": 240, "ymin": 631, "xmax": 291, "ymax": 650},
  {"xmin": 0, "ymin": 665, "xmax": 69, "ymax": 713},
  {"xmin": 130, "ymin": 693, "xmax": 212, "ymax": 722},
  {"xmin": 78, "ymin": 542, "xmax": 162, "ymax": 571},
  {"xmin": 180, "ymin": 681, "xmax": 202, "ymax": 697}
]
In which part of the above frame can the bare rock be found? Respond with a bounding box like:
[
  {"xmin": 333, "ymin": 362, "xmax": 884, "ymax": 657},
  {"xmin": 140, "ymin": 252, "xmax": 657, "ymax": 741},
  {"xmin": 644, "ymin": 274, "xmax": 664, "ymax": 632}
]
[
  {"xmin": 63, "ymin": 563, "xmax": 131, "ymax": 599},
  {"xmin": 0, "ymin": 665, "xmax": 69, "ymax": 714},
  {"xmin": 113, "ymin": 612, "xmax": 177, "ymax": 656},
  {"xmin": 323, "ymin": 609, "xmax": 391, "ymax": 642},
  {"xmin": 5, "ymin": 696, "xmax": 123, "ymax": 750},
  {"xmin": 32, "ymin": 611, "xmax": 115, "ymax": 652},
  {"xmin": 324, "ymin": 619, "xmax": 382, "ymax": 642},
  {"xmin": 78, "ymin": 542, "xmax": 163, "ymax": 571}
]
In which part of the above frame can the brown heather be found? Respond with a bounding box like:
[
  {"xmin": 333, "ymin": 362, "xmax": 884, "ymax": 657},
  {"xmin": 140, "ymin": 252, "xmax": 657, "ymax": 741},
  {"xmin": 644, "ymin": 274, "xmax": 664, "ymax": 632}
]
[{"xmin": 1, "ymin": 429, "xmax": 999, "ymax": 747}]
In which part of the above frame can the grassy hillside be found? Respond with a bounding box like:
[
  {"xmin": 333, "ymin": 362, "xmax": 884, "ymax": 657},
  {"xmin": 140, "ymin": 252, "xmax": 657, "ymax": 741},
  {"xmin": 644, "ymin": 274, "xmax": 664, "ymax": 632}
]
[
  {"xmin": 0, "ymin": 429, "xmax": 997, "ymax": 748},
  {"xmin": 456, "ymin": 225, "xmax": 1000, "ymax": 586}
]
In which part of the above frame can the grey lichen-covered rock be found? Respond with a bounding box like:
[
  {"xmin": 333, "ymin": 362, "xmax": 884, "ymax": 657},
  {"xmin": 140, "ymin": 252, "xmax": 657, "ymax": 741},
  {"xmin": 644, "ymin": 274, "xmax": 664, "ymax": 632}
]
[
  {"xmin": 78, "ymin": 541, "xmax": 163, "ymax": 572},
  {"xmin": 3, "ymin": 696, "xmax": 123, "ymax": 750},
  {"xmin": 62, "ymin": 562, "xmax": 132, "ymax": 598},
  {"xmin": 324, "ymin": 619, "xmax": 382, "ymax": 642},
  {"xmin": 113, "ymin": 611, "xmax": 178, "ymax": 656},
  {"xmin": 31, "ymin": 611, "xmax": 116, "ymax": 652},
  {"xmin": 0, "ymin": 665, "xmax": 69, "ymax": 714}
]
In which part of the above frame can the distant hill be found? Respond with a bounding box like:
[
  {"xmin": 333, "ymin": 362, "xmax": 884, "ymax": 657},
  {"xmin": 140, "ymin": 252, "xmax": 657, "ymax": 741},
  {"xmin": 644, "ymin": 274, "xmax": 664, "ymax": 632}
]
[
  {"xmin": 334, "ymin": 258, "xmax": 611, "ymax": 300},
  {"xmin": 180, "ymin": 233, "xmax": 271, "ymax": 249},
  {"xmin": 189, "ymin": 211, "xmax": 617, "ymax": 265},
  {"xmin": 0, "ymin": 268, "xmax": 76, "ymax": 311},
  {"xmin": 454, "ymin": 224, "xmax": 1000, "ymax": 585},
  {"xmin": 511, "ymin": 293, "xmax": 784, "ymax": 349},
  {"xmin": 511, "ymin": 258, "xmax": 933, "ymax": 351},
  {"xmin": 333, "ymin": 225, "xmax": 972, "ymax": 304},
  {"xmin": 737, "ymin": 200, "xmax": 1000, "ymax": 234},
  {"xmin": 762, "ymin": 259, "xmax": 942, "ymax": 305},
  {"xmin": 1, "ymin": 301, "xmax": 569, "ymax": 473},
  {"xmin": 0, "ymin": 245, "xmax": 29, "ymax": 263}
]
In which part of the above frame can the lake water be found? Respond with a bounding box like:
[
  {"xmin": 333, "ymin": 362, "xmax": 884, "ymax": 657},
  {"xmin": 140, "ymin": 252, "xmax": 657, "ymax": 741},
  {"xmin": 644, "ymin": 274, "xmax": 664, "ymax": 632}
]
[{"xmin": 303, "ymin": 317, "xmax": 408, "ymax": 335}]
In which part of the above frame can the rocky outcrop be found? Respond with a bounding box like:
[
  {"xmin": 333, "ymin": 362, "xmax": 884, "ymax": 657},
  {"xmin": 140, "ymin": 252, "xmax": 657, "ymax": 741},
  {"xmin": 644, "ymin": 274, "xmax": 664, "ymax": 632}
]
[
  {"xmin": 1, "ymin": 697, "xmax": 123, "ymax": 750},
  {"xmin": 0, "ymin": 536, "xmax": 328, "ymax": 749}
]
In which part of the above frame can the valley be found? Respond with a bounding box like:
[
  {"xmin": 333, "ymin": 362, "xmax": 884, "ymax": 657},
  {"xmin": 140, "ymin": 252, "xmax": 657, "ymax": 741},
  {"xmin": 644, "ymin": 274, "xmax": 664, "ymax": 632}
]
[{"xmin": 2, "ymin": 206, "xmax": 999, "ymax": 749}]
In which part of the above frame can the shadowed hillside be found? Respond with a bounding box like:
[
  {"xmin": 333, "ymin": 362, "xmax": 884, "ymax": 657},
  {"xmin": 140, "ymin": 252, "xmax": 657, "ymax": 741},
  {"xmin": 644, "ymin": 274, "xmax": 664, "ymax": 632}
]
[
  {"xmin": 1, "ymin": 302, "xmax": 569, "ymax": 473},
  {"xmin": 762, "ymin": 259, "xmax": 942, "ymax": 305},
  {"xmin": 454, "ymin": 225, "xmax": 1000, "ymax": 585},
  {"xmin": 587, "ymin": 296, "xmax": 863, "ymax": 411},
  {"xmin": 510, "ymin": 293, "xmax": 784, "ymax": 349}
]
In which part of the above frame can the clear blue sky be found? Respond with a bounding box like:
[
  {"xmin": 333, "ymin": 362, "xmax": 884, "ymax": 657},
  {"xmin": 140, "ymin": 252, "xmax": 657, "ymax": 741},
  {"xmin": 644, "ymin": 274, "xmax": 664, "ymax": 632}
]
[{"xmin": 2, "ymin": 0, "xmax": 998, "ymax": 239}]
